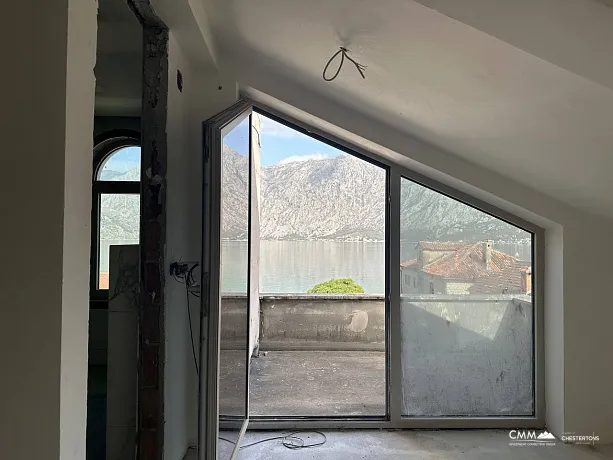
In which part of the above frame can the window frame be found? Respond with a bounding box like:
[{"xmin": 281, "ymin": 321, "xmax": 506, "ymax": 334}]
[
  {"xmin": 90, "ymin": 131, "xmax": 141, "ymax": 304},
  {"xmin": 236, "ymin": 100, "xmax": 545, "ymax": 430}
]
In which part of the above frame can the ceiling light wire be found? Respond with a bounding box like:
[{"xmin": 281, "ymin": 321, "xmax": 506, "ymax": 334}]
[{"xmin": 323, "ymin": 47, "xmax": 366, "ymax": 81}]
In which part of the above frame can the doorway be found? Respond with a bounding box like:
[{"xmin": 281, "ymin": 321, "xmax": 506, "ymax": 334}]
[
  {"xmin": 200, "ymin": 100, "xmax": 542, "ymax": 459},
  {"xmin": 218, "ymin": 109, "xmax": 389, "ymax": 419}
]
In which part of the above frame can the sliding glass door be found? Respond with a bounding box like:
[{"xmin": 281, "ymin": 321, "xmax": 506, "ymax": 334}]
[
  {"xmin": 200, "ymin": 102, "xmax": 259, "ymax": 460},
  {"xmin": 199, "ymin": 100, "xmax": 543, "ymax": 450}
]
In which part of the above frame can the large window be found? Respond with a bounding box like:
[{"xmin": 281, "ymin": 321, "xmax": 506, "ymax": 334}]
[
  {"xmin": 399, "ymin": 176, "xmax": 534, "ymax": 417},
  {"xmin": 91, "ymin": 137, "xmax": 140, "ymax": 297},
  {"xmin": 201, "ymin": 100, "xmax": 542, "ymax": 439}
]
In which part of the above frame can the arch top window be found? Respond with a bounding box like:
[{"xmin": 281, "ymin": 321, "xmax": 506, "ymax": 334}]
[
  {"xmin": 91, "ymin": 138, "xmax": 141, "ymax": 297},
  {"xmin": 96, "ymin": 146, "xmax": 141, "ymax": 181}
]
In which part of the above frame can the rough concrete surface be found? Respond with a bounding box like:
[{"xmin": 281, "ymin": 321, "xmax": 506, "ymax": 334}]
[
  {"xmin": 188, "ymin": 430, "xmax": 613, "ymax": 460},
  {"xmin": 218, "ymin": 351, "xmax": 386, "ymax": 416},
  {"xmin": 401, "ymin": 298, "xmax": 532, "ymax": 416},
  {"xmin": 249, "ymin": 351, "xmax": 386, "ymax": 416}
]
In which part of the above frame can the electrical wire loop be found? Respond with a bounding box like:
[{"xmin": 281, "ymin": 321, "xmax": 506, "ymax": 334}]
[{"xmin": 323, "ymin": 47, "xmax": 366, "ymax": 81}]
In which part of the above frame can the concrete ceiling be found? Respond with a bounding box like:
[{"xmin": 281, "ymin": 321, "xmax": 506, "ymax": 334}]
[
  {"xmin": 95, "ymin": 0, "xmax": 142, "ymax": 116},
  {"xmin": 203, "ymin": 0, "xmax": 613, "ymax": 219}
]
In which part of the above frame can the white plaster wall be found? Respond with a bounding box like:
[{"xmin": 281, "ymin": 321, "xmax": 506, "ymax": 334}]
[
  {"xmin": 445, "ymin": 282, "xmax": 473, "ymax": 295},
  {"xmin": 61, "ymin": 2, "xmax": 98, "ymax": 458},
  {"xmin": 562, "ymin": 218, "xmax": 613, "ymax": 440},
  {"xmin": 165, "ymin": 33, "xmax": 192, "ymax": 460},
  {"xmin": 157, "ymin": 8, "xmax": 613, "ymax": 444},
  {"xmin": 544, "ymin": 225, "xmax": 564, "ymax": 438},
  {"xmin": 0, "ymin": 0, "xmax": 97, "ymax": 459},
  {"xmin": 164, "ymin": 32, "xmax": 238, "ymax": 459},
  {"xmin": 241, "ymin": 76, "xmax": 613, "ymax": 441}
]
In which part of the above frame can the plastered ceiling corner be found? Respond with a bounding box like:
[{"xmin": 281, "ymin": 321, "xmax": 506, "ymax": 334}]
[
  {"xmin": 203, "ymin": 0, "xmax": 613, "ymax": 220},
  {"xmin": 114, "ymin": 0, "xmax": 613, "ymax": 220}
]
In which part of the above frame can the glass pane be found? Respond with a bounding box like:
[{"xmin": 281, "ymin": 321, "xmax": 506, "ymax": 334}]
[
  {"xmin": 98, "ymin": 146, "xmax": 141, "ymax": 181},
  {"xmin": 399, "ymin": 177, "xmax": 533, "ymax": 417},
  {"xmin": 218, "ymin": 115, "xmax": 249, "ymax": 457},
  {"xmin": 234, "ymin": 113, "xmax": 387, "ymax": 417},
  {"xmin": 99, "ymin": 194, "xmax": 140, "ymax": 289}
]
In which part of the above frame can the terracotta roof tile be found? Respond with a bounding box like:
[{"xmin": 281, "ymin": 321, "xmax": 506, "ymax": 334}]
[
  {"xmin": 408, "ymin": 241, "xmax": 530, "ymax": 294},
  {"xmin": 99, "ymin": 272, "xmax": 109, "ymax": 290},
  {"xmin": 400, "ymin": 259, "xmax": 417, "ymax": 268}
]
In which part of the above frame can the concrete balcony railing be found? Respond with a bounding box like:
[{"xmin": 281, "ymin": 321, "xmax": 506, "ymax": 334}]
[
  {"xmin": 220, "ymin": 293, "xmax": 533, "ymax": 416},
  {"xmin": 221, "ymin": 294, "xmax": 386, "ymax": 351},
  {"xmin": 221, "ymin": 294, "xmax": 531, "ymax": 352}
]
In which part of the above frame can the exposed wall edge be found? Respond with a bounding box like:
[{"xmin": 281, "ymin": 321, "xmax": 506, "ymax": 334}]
[
  {"xmin": 125, "ymin": 1, "xmax": 168, "ymax": 459},
  {"xmin": 128, "ymin": 0, "xmax": 168, "ymax": 30}
]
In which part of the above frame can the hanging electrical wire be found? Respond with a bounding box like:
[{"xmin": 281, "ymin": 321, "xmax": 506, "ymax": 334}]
[
  {"xmin": 170, "ymin": 261, "xmax": 200, "ymax": 375},
  {"xmin": 323, "ymin": 47, "xmax": 367, "ymax": 82}
]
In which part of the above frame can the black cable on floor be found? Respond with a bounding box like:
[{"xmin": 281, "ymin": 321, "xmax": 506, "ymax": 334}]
[{"xmin": 218, "ymin": 431, "xmax": 327, "ymax": 450}]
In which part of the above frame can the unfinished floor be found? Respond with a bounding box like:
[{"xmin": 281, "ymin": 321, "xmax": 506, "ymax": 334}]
[
  {"xmin": 219, "ymin": 351, "xmax": 386, "ymax": 416},
  {"xmin": 199, "ymin": 430, "xmax": 613, "ymax": 460}
]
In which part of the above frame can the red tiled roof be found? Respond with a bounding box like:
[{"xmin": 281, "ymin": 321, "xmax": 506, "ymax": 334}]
[
  {"xmin": 469, "ymin": 270, "xmax": 526, "ymax": 295},
  {"xmin": 400, "ymin": 259, "xmax": 417, "ymax": 268},
  {"xmin": 404, "ymin": 241, "xmax": 529, "ymax": 294},
  {"xmin": 99, "ymin": 272, "xmax": 109, "ymax": 290}
]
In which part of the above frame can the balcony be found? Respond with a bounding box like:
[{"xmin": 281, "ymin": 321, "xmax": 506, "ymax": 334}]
[{"xmin": 219, "ymin": 294, "xmax": 533, "ymax": 417}]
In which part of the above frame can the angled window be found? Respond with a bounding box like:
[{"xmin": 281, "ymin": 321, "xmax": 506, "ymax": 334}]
[
  {"xmin": 91, "ymin": 135, "xmax": 140, "ymax": 299},
  {"xmin": 198, "ymin": 99, "xmax": 543, "ymax": 441},
  {"xmin": 399, "ymin": 174, "xmax": 535, "ymax": 417}
]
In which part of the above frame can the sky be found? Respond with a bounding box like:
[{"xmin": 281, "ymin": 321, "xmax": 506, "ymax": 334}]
[
  {"xmin": 100, "ymin": 114, "xmax": 344, "ymax": 175},
  {"xmin": 223, "ymin": 114, "xmax": 345, "ymax": 166},
  {"xmin": 99, "ymin": 146, "xmax": 140, "ymax": 176}
]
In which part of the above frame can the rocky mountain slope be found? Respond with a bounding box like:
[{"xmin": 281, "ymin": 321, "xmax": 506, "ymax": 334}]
[
  {"xmin": 223, "ymin": 147, "xmax": 527, "ymax": 242},
  {"xmin": 99, "ymin": 147, "xmax": 528, "ymax": 243}
]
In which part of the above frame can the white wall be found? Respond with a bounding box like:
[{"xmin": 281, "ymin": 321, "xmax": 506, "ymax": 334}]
[
  {"xmin": 164, "ymin": 32, "xmax": 238, "ymax": 460},
  {"xmin": 241, "ymin": 75, "xmax": 613, "ymax": 441},
  {"xmin": 0, "ymin": 0, "xmax": 97, "ymax": 459},
  {"xmin": 154, "ymin": 5, "xmax": 613, "ymax": 445},
  {"xmin": 161, "ymin": 60, "xmax": 613, "ymax": 446},
  {"xmin": 562, "ymin": 218, "xmax": 613, "ymax": 439}
]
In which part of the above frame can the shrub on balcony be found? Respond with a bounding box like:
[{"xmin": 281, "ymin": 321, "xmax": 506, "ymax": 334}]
[{"xmin": 307, "ymin": 278, "xmax": 365, "ymax": 294}]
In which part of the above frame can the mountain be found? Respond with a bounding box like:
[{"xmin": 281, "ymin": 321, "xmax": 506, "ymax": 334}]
[
  {"xmin": 222, "ymin": 147, "xmax": 527, "ymax": 242},
  {"xmin": 221, "ymin": 146, "xmax": 250, "ymax": 239},
  {"xmin": 99, "ymin": 168, "xmax": 140, "ymax": 240},
  {"xmin": 99, "ymin": 167, "xmax": 140, "ymax": 181},
  {"xmin": 100, "ymin": 147, "xmax": 528, "ymax": 243}
]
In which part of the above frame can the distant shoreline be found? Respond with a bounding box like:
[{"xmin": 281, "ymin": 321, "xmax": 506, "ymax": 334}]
[{"xmin": 221, "ymin": 239, "xmax": 386, "ymax": 243}]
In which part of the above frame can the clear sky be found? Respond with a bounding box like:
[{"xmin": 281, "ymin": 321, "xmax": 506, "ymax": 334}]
[
  {"xmin": 100, "ymin": 146, "xmax": 140, "ymax": 175},
  {"xmin": 223, "ymin": 114, "xmax": 344, "ymax": 166},
  {"xmin": 102, "ymin": 114, "xmax": 345, "ymax": 174}
]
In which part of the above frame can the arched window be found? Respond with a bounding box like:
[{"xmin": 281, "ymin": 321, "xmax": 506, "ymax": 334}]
[{"xmin": 91, "ymin": 133, "xmax": 140, "ymax": 300}]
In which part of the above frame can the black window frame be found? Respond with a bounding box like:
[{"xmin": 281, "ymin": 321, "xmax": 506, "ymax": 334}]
[{"xmin": 90, "ymin": 130, "xmax": 141, "ymax": 305}]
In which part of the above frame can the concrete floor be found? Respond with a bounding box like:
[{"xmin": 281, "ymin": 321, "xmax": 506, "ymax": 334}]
[
  {"xmin": 192, "ymin": 430, "xmax": 613, "ymax": 460},
  {"xmin": 249, "ymin": 351, "xmax": 386, "ymax": 416},
  {"xmin": 213, "ymin": 353, "xmax": 613, "ymax": 459}
]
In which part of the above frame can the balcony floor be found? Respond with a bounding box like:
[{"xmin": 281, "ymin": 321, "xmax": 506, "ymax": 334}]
[
  {"xmin": 219, "ymin": 350, "xmax": 386, "ymax": 417},
  {"xmin": 250, "ymin": 350, "xmax": 386, "ymax": 416}
]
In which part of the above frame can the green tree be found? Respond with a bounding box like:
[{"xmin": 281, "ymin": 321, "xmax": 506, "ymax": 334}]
[{"xmin": 307, "ymin": 278, "xmax": 365, "ymax": 294}]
